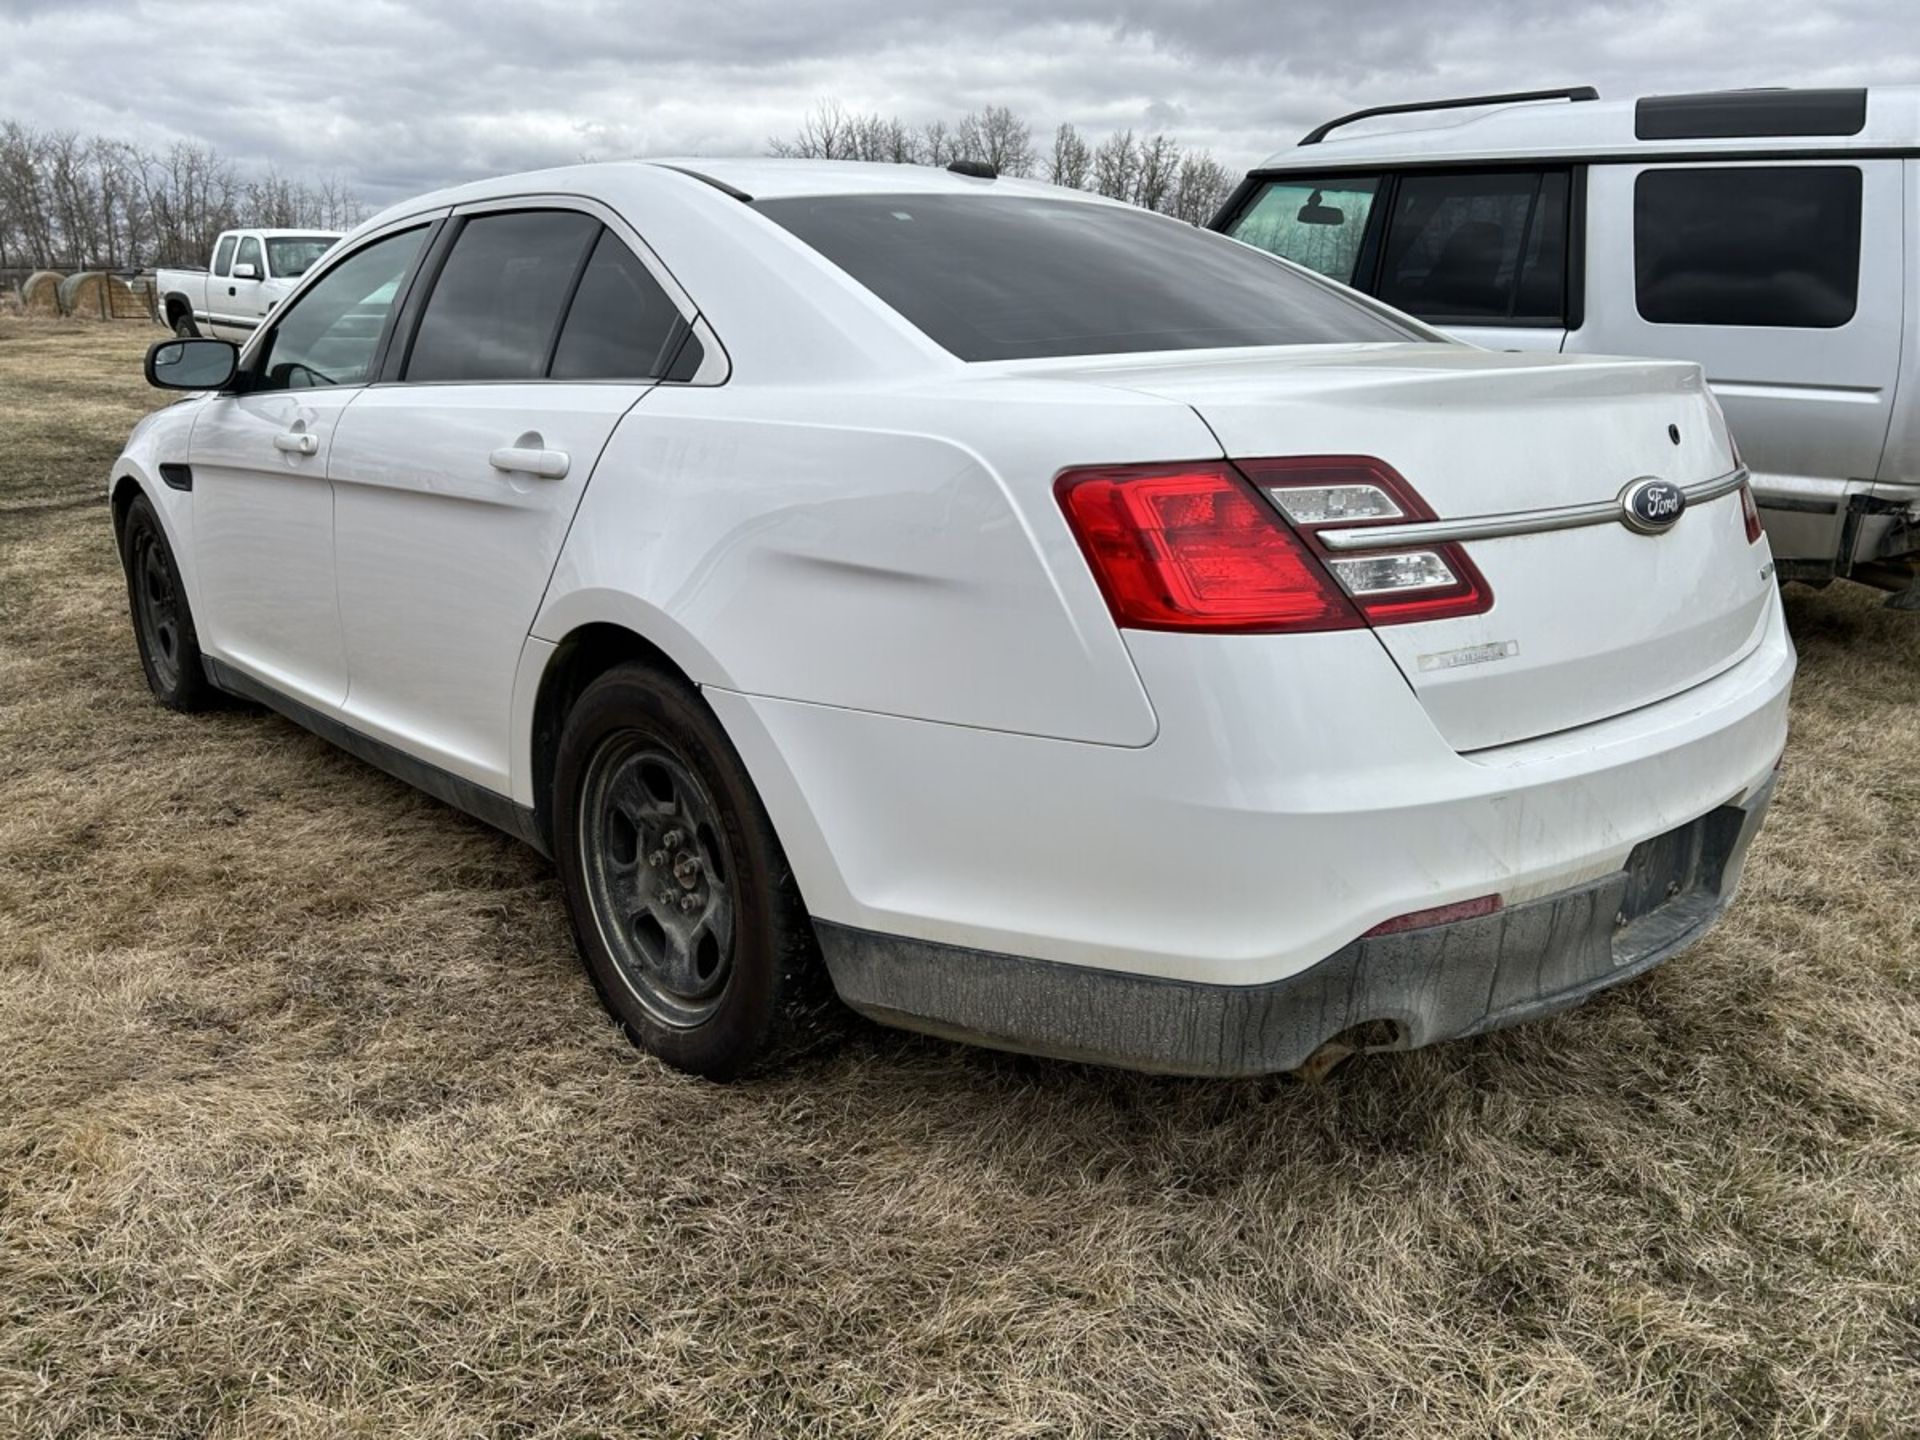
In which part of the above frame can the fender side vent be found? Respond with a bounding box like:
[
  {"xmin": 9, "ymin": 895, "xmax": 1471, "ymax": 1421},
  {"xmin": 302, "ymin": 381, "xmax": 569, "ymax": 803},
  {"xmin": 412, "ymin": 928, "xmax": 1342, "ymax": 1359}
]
[{"xmin": 159, "ymin": 464, "xmax": 193, "ymax": 491}]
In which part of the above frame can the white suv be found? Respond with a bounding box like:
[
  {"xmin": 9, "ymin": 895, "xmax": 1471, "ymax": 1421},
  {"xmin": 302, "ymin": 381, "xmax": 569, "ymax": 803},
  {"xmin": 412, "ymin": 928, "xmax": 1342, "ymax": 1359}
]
[
  {"xmin": 113, "ymin": 160, "xmax": 1790, "ymax": 1079},
  {"xmin": 1215, "ymin": 85, "xmax": 1920, "ymax": 605}
]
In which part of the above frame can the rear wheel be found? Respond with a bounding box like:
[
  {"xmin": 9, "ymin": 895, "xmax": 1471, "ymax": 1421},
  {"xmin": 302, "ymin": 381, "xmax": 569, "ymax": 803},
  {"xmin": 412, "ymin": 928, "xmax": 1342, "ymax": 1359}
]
[
  {"xmin": 552, "ymin": 663, "xmax": 830, "ymax": 1078},
  {"xmin": 170, "ymin": 307, "xmax": 198, "ymax": 338},
  {"xmin": 119, "ymin": 493, "xmax": 218, "ymax": 712}
]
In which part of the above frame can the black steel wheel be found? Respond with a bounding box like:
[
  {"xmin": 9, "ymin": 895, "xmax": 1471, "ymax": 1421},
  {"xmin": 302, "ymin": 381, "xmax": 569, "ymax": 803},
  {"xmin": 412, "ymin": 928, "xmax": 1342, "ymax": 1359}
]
[
  {"xmin": 119, "ymin": 492, "xmax": 216, "ymax": 711},
  {"xmin": 552, "ymin": 662, "xmax": 832, "ymax": 1078},
  {"xmin": 170, "ymin": 309, "xmax": 198, "ymax": 338}
]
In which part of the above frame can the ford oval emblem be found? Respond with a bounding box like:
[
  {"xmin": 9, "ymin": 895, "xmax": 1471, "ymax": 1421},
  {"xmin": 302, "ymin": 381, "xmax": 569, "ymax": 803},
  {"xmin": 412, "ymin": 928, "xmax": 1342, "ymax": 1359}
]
[{"xmin": 1620, "ymin": 477, "xmax": 1687, "ymax": 535}]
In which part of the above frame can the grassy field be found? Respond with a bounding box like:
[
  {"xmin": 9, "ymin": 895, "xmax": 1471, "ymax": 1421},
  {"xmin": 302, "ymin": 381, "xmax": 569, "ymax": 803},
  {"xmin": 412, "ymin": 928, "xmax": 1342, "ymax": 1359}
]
[{"xmin": 1, "ymin": 316, "xmax": 1916, "ymax": 1439}]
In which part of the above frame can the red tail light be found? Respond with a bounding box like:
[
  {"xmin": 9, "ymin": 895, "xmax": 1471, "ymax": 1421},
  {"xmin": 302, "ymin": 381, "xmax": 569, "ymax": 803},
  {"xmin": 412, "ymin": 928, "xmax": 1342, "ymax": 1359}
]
[
  {"xmin": 1056, "ymin": 456, "xmax": 1490, "ymax": 635},
  {"xmin": 1739, "ymin": 480, "xmax": 1763, "ymax": 545},
  {"xmin": 1054, "ymin": 464, "xmax": 1362, "ymax": 633}
]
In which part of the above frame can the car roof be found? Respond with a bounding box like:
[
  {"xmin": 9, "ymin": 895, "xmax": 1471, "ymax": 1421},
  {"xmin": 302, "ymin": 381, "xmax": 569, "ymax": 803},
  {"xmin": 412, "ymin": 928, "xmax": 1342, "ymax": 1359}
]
[
  {"xmin": 1249, "ymin": 84, "xmax": 1920, "ymax": 172},
  {"xmin": 363, "ymin": 158, "xmax": 1121, "ymax": 229},
  {"xmin": 239, "ymin": 228, "xmax": 343, "ymax": 238}
]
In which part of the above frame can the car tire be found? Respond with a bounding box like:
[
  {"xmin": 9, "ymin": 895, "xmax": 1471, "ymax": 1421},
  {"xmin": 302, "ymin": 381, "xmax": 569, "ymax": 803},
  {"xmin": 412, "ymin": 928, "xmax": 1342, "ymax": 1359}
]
[
  {"xmin": 552, "ymin": 662, "xmax": 832, "ymax": 1079},
  {"xmin": 119, "ymin": 492, "xmax": 219, "ymax": 712},
  {"xmin": 170, "ymin": 308, "xmax": 198, "ymax": 338}
]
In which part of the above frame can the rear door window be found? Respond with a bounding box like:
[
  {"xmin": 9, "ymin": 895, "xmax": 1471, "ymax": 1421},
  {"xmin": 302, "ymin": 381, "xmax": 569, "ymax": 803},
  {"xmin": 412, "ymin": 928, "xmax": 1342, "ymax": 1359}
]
[
  {"xmin": 1374, "ymin": 170, "xmax": 1570, "ymax": 325},
  {"xmin": 212, "ymin": 234, "xmax": 237, "ymax": 277},
  {"xmin": 1633, "ymin": 165, "xmax": 1861, "ymax": 327},
  {"xmin": 1222, "ymin": 177, "xmax": 1381, "ymax": 284},
  {"xmin": 549, "ymin": 230, "xmax": 693, "ymax": 381},
  {"xmin": 405, "ymin": 210, "xmax": 600, "ymax": 382}
]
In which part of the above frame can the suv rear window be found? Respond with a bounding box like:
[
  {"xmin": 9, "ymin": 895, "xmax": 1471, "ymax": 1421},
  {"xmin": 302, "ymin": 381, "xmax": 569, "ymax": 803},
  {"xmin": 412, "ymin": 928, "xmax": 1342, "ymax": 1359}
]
[
  {"xmin": 1633, "ymin": 166, "xmax": 1861, "ymax": 328},
  {"xmin": 756, "ymin": 194, "xmax": 1419, "ymax": 361}
]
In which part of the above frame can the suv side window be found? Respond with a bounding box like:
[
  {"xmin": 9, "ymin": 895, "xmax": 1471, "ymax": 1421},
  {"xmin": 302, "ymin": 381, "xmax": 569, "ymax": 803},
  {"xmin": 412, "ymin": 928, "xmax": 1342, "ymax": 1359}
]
[
  {"xmin": 404, "ymin": 210, "xmax": 600, "ymax": 382},
  {"xmin": 1634, "ymin": 165, "xmax": 1861, "ymax": 328},
  {"xmin": 1375, "ymin": 170, "xmax": 1570, "ymax": 324},
  {"xmin": 235, "ymin": 235, "xmax": 264, "ymax": 276},
  {"xmin": 549, "ymin": 229, "xmax": 695, "ymax": 381},
  {"xmin": 1223, "ymin": 177, "xmax": 1381, "ymax": 285},
  {"xmin": 212, "ymin": 234, "xmax": 237, "ymax": 278},
  {"xmin": 250, "ymin": 225, "xmax": 428, "ymax": 392}
]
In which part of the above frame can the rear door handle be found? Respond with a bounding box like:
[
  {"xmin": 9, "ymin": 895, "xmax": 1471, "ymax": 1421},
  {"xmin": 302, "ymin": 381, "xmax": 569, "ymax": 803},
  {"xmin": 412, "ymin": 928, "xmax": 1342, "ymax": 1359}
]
[
  {"xmin": 273, "ymin": 432, "xmax": 318, "ymax": 455},
  {"xmin": 489, "ymin": 446, "xmax": 569, "ymax": 480}
]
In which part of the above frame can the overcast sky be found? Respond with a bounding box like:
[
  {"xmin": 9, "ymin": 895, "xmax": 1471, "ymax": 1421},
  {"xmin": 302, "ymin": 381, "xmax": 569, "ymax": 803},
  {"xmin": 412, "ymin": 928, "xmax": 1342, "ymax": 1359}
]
[{"xmin": 3, "ymin": 0, "xmax": 1916, "ymax": 204}]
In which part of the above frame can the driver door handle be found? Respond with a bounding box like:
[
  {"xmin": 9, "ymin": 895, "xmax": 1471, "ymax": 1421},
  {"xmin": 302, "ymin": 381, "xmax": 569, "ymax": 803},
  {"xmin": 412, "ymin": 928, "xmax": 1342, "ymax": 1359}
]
[
  {"xmin": 273, "ymin": 432, "xmax": 319, "ymax": 455},
  {"xmin": 489, "ymin": 446, "xmax": 570, "ymax": 480}
]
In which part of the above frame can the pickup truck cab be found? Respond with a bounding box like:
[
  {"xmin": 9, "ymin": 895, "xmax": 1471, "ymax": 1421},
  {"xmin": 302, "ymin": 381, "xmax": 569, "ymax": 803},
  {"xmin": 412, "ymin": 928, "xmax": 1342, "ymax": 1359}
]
[
  {"xmin": 158, "ymin": 229, "xmax": 341, "ymax": 344},
  {"xmin": 1213, "ymin": 85, "xmax": 1920, "ymax": 604}
]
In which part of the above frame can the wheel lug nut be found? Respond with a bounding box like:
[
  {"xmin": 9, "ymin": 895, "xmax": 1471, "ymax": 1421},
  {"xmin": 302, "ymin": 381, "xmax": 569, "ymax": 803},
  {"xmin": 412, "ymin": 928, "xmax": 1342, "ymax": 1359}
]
[
  {"xmin": 662, "ymin": 829, "xmax": 685, "ymax": 849},
  {"xmin": 647, "ymin": 850, "xmax": 668, "ymax": 869},
  {"xmin": 679, "ymin": 894, "xmax": 700, "ymax": 914}
]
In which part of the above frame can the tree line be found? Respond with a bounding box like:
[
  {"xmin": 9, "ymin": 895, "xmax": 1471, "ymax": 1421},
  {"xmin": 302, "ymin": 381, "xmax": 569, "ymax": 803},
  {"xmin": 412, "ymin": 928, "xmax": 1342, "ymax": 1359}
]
[
  {"xmin": 768, "ymin": 103, "xmax": 1236, "ymax": 225},
  {"xmin": 0, "ymin": 122, "xmax": 364, "ymax": 271}
]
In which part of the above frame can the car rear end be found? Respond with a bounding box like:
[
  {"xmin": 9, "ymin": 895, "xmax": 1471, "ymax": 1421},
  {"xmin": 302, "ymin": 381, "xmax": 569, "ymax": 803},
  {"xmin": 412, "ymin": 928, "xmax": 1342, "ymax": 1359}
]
[{"xmin": 723, "ymin": 175, "xmax": 1793, "ymax": 1073}]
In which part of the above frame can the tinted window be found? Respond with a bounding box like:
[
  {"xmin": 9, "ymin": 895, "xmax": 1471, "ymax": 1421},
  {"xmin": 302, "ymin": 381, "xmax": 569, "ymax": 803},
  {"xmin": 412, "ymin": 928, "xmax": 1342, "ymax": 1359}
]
[
  {"xmin": 406, "ymin": 210, "xmax": 599, "ymax": 382},
  {"xmin": 212, "ymin": 235, "xmax": 236, "ymax": 277},
  {"xmin": 252, "ymin": 226, "xmax": 426, "ymax": 391},
  {"xmin": 757, "ymin": 194, "xmax": 1418, "ymax": 361},
  {"xmin": 1376, "ymin": 171, "xmax": 1568, "ymax": 324},
  {"xmin": 235, "ymin": 235, "xmax": 263, "ymax": 275},
  {"xmin": 1225, "ymin": 177, "xmax": 1380, "ymax": 284},
  {"xmin": 265, "ymin": 235, "xmax": 336, "ymax": 280},
  {"xmin": 550, "ymin": 230, "xmax": 689, "ymax": 380},
  {"xmin": 1634, "ymin": 166, "xmax": 1861, "ymax": 328}
]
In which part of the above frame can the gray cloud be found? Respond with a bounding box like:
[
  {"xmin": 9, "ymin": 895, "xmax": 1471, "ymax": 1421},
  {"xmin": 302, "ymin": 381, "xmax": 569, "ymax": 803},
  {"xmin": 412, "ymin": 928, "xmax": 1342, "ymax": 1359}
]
[{"xmin": 2, "ymin": 0, "xmax": 1916, "ymax": 206}]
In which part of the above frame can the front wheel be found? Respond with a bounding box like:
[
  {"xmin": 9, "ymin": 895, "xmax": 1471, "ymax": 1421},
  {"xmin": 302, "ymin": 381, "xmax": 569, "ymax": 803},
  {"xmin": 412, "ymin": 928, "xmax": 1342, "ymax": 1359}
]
[
  {"xmin": 119, "ymin": 492, "xmax": 218, "ymax": 711},
  {"xmin": 552, "ymin": 663, "xmax": 831, "ymax": 1079}
]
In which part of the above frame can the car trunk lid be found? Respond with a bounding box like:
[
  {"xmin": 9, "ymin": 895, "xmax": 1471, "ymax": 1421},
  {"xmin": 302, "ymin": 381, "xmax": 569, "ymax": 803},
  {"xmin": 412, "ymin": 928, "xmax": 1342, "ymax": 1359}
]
[{"xmin": 1045, "ymin": 344, "xmax": 1774, "ymax": 751}]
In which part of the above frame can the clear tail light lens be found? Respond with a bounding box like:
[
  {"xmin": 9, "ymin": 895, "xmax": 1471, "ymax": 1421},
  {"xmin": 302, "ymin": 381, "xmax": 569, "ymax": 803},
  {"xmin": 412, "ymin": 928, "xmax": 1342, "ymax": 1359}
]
[
  {"xmin": 1237, "ymin": 456, "xmax": 1493, "ymax": 626},
  {"xmin": 1054, "ymin": 464, "xmax": 1363, "ymax": 633}
]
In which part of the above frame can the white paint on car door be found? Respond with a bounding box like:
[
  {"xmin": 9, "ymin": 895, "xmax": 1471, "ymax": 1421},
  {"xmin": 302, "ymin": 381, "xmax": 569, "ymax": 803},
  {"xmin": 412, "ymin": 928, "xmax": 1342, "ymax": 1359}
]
[
  {"xmin": 326, "ymin": 383, "xmax": 648, "ymax": 789},
  {"xmin": 190, "ymin": 389, "xmax": 360, "ymax": 709}
]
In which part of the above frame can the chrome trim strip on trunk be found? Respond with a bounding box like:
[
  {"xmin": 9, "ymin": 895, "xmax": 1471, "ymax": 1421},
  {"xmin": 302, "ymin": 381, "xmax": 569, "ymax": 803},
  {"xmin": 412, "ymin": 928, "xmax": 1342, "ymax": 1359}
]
[{"xmin": 1312, "ymin": 468, "xmax": 1748, "ymax": 552}]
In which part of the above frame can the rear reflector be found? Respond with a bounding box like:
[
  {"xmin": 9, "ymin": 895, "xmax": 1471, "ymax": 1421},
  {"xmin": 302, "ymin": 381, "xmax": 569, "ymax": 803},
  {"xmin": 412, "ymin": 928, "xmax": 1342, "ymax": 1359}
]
[
  {"xmin": 1362, "ymin": 894, "xmax": 1504, "ymax": 938},
  {"xmin": 1054, "ymin": 464, "xmax": 1363, "ymax": 633},
  {"xmin": 1739, "ymin": 480, "xmax": 1763, "ymax": 545}
]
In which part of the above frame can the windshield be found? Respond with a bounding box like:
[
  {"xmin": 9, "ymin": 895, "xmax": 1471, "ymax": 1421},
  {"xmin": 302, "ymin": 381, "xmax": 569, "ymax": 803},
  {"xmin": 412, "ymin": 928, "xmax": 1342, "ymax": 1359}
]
[
  {"xmin": 264, "ymin": 235, "xmax": 339, "ymax": 280},
  {"xmin": 755, "ymin": 193, "xmax": 1420, "ymax": 361}
]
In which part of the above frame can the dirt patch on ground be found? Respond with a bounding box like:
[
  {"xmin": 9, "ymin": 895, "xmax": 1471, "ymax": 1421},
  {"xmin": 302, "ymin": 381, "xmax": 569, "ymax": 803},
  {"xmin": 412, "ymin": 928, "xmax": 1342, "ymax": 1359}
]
[{"xmin": 1, "ymin": 316, "xmax": 1916, "ymax": 1437}]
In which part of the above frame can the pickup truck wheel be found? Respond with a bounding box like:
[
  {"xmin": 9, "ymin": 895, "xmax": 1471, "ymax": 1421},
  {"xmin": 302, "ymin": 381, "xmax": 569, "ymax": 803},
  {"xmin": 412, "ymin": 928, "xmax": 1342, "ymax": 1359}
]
[
  {"xmin": 552, "ymin": 663, "xmax": 832, "ymax": 1080},
  {"xmin": 170, "ymin": 308, "xmax": 198, "ymax": 338},
  {"xmin": 120, "ymin": 493, "xmax": 217, "ymax": 712}
]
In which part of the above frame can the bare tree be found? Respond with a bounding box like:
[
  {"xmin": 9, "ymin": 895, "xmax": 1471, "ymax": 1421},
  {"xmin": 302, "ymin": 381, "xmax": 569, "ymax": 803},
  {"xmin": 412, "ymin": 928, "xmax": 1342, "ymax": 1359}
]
[
  {"xmin": 1091, "ymin": 128, "xmax": 1139, "ymax": 202},
  {"xmin": 1169, "ymin": 152, "xmax": 1234, "ymax": 225},
  {"xmin": 955, "ymin": 105, "xmax": 1034, "ymax": 177},
  {"xmin": 1046, "ymin": 123, "xmax": 1092, "ymax": 190},
  {"xmin": 764, "ymin": 103, "xmax": 1236, "ymax": 226}
]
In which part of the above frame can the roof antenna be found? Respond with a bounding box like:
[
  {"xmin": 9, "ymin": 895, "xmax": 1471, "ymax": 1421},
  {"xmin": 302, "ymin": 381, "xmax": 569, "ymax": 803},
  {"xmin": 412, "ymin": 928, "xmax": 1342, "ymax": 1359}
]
[{"xmin": 946, "ymin": 159, "xmax": 997, "ymax": 179}]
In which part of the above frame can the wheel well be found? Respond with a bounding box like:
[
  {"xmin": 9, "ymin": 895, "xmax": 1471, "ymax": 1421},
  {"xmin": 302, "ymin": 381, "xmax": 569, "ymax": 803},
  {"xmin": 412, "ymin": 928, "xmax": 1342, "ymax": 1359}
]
[
  {"xmin": 110, "ymin": 475, "xmax": 144, "ymax": 548},
  {"xmin": 163, "ymin": 293, "xmax": 190, "ymax": 322},
  {"xmin": 531, "ymin": 623, "xmax": 693, "ymax": 846}
]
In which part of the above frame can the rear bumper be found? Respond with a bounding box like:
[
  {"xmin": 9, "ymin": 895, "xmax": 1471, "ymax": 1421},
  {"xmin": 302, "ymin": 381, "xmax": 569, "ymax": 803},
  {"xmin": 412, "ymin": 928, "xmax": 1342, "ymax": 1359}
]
[{"xmin": 818, "ymin": 775, "xmax": 1775, "ymax": 1075}]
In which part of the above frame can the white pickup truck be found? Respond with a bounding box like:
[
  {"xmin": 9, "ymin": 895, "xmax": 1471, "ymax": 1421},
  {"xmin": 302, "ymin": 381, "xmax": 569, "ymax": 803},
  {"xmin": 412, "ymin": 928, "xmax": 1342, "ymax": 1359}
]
[{"xmin": 156, "ymin": 228, "xmax": 340, "ymax": 343}]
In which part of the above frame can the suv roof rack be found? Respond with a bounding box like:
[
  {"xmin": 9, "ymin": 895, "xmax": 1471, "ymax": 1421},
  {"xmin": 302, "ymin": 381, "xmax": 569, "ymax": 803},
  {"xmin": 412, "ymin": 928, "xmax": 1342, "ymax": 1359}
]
[{"xmin": 1299, "ymin": 86, "xmax": 1599, "ymax": 146}]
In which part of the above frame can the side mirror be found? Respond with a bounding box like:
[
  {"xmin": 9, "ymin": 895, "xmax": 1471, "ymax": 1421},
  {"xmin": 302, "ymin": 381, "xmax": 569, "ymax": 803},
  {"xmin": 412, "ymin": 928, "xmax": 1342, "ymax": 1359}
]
[
  {"xmin": 1296, "ymin": 189, "xmax": 1346, "ymax": 226},
  {"xmin": 232, "ymin": 261, "xmax": 260, "ymax": 280},
  {"xmin": 146, "ymin": 337, "xmax": 239, "ymax": 391}
]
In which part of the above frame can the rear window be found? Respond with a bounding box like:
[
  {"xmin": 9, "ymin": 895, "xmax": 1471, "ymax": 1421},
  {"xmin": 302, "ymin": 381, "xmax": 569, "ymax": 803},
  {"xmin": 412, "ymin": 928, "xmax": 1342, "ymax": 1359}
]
[
  {"xmin": 1633, "ymin": 166, "xmax": 1861, "ymax": 328},
  {"xmin": 755, "ymin": 194, "xmax": 1419, "ymax": 361}
]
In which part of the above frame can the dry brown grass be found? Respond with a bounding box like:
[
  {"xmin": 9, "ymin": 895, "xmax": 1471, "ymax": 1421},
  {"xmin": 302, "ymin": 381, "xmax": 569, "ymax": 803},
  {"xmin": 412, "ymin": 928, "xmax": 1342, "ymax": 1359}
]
[{"xmin": 1, "ymin": 315, "xmax": 1917, "ymax": 1439}]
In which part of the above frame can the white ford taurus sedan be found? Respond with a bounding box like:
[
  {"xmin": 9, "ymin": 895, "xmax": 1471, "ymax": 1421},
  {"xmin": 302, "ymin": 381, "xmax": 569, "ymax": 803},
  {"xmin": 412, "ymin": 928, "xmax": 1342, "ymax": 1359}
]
[{"xmin": 112, "ymin": 159, "xmax": 1793, "ymax": 1079}]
